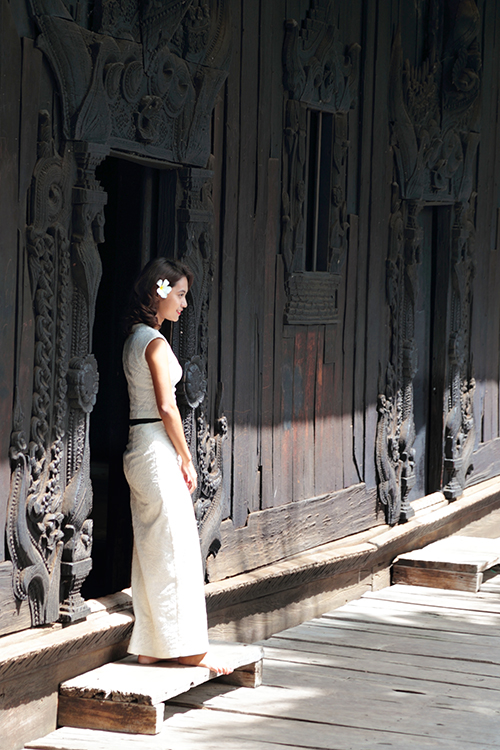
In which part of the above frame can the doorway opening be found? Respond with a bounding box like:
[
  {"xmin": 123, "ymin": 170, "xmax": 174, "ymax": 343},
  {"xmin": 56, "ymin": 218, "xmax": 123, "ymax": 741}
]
[
  {"xmin": 83, "ymin": 157, "xmax": 177, "ymax": 599},
  {"xmin": 409, "ymin": 204, "xmax": 452, "ymax": 503}
]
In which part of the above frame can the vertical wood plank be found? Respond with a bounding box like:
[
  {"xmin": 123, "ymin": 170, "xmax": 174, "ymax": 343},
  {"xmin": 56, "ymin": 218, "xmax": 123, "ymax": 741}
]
[
  {"xmin": 272, "ymin": 255, "xmax": 288, "ymax": 506},
  {"xmin": 314, "ymin": 326, "xmax": 335, "ymax": 495},
  {"xmin": 292, "ymin": 328, "xmax": 307, "ymax": 501},
  {"xmin": 476, "ymin": 0, "xmax": 500, "ymax": 445},
  {"xmin": 261, "ymin": 159, "xmax": 280, "ymax": 509},
  {"xmin": 280, "ymin": 330, "xmax": 295, "ymax": 506},
  {"xmin": 219, "ymin": 0, "xmax": 242, "ymax": 523},
  {"xmin": 353, "ymin": 0, "xmax": 377, "ymax": 485},
  {"xmin": 303, "ymin": 327, "xmax": 318, "ymax": 500},
  {"xmin": 342, "ymin": 215, "xmax": 361, "ymax": 488},
  {"xmin": 363, "ymin": 0, "xmax": 394, "ymax": 490},
  {"xmin": 232, "ymin": 0, "xmax": 260, "ymax": 525}
]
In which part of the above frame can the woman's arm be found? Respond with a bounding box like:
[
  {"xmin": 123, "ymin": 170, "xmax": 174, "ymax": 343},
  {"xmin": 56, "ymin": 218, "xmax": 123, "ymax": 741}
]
[{"xmin": 145, "ymin": 337, "xmax": 197, "ymax": 493}]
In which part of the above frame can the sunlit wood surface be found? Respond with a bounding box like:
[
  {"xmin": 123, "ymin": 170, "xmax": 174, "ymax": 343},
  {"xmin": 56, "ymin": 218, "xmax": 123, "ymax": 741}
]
[{"xmin": 25, "ymin": 573, "xmax": 500, "ymax": 750}]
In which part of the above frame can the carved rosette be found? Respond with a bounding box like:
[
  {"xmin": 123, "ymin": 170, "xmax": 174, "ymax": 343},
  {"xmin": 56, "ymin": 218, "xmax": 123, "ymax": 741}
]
[
  {"xmin": 30, "ymin": 0, "xmax": 231, "ymax": 166},
  {"xmin": 67, "ymin": 355, "xmax": 99, "ymax": 413},
  {"xmin": 173, "ymin": 167, "xmax": 226, "ymax": 573},
  {"xmin": 281, "ymin": 0, "xmax": 359, "ymax": 324},
  {"xmin": 376, "ymin": 196, "xmax": 421, "ymax": 525}
]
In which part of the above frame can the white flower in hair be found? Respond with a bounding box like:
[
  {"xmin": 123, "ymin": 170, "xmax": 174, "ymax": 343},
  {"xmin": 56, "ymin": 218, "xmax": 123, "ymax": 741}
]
[{"xmin": 156, "ymin": 278, "xmax": 172, "ymax": 298}]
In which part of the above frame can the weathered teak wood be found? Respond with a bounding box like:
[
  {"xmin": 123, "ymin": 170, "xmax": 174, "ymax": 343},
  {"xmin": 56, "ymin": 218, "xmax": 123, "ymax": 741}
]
[
  {"xmin": 392, "ymin": 536, "xmax": 500, "ymax": 592},
  {"xmin": 24, "ymin": 576, "xmax": 500, "ymax": 750},
  {"xmin": 57, "ymin": 643, "xmax": 263, "ymax": 735}
]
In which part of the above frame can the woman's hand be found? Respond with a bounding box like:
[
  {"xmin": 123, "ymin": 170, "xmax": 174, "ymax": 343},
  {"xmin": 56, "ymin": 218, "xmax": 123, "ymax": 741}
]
[{"xmin": 181, "ymin": 458, "xmax": 198, "ymax": 494}]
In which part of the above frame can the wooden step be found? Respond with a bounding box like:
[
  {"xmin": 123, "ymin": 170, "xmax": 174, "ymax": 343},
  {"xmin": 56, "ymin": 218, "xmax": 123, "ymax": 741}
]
[
  {"xmin": 57, "ymin": 642, "xmax": 263, "ymax": 736},
  {"xmin": 392, "ymin": 536, "xmax": 500, "ymax": 593}
]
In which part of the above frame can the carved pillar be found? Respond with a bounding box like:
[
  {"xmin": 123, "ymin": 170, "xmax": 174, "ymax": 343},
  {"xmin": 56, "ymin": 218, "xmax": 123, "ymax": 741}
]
[
  {"xmin": 174, "ymin": 167, "xmax": 226, "ymax": 571},
  {"xmin": 376, "ymin": 195, "xmax": 421, "ymax": 525},
  {"xmin": 442, "ymin": 201, "xmax": 476, "ymax": 498},
  {"xmin": 7, "ymin": 112, "xmax": 71, "ymax": 625},
  {"xmin": 59, "ymin": 141, "xmax": 109, "ymax": 623}
]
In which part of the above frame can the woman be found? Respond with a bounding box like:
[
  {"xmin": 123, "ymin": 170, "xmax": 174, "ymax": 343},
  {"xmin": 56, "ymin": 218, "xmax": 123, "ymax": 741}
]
[{"xmin": 123, "ymin": 257, "xmax": 228, "ymax": 673}]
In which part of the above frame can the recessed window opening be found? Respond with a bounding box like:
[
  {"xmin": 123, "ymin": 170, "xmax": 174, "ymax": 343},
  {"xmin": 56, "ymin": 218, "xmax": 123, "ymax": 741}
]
[{"xmin": 305, "ymin": 110, "xmax": 334, "ymax": 272}]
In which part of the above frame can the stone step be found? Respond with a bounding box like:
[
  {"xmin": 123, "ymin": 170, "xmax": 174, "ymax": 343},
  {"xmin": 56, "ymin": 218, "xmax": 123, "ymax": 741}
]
[{"xmin": 57, "ymin": 642, "xmax": 263, "ymax": 736}]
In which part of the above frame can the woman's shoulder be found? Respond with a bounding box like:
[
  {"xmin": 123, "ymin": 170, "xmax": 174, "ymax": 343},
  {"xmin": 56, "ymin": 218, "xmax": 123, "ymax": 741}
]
[{"xmin": 124, "ymin": 324, "xmax": 167, "ymax": 359}]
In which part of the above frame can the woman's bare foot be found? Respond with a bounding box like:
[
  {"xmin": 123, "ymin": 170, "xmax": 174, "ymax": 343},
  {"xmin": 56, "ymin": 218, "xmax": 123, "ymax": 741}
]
[
  {"xmin": 137, "ymin": 655, "xmax": 178, "ymax": 665},
  {"xmin": 178, "ymin": 651, "xmax": 233, "ymax": 676}
]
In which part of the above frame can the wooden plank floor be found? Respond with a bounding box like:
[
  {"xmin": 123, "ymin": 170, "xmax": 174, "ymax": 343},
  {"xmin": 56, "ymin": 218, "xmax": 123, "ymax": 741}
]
[{"xmin": 25, "ymin": 577, "xmax": 500, "ymax": 750}]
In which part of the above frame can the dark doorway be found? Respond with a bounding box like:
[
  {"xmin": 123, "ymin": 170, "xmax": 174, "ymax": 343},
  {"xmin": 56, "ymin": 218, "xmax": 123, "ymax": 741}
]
[
  {"xmin": 410, "ymin": 205, "xmax": 452, "ymax": 502},
  {"xmin": 83, "ymin": 157, "xmax": 176, "ymax": 599}
]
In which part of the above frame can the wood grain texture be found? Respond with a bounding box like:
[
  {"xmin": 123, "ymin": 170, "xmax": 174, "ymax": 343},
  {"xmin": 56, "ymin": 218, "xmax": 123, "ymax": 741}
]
[
  {"xmin": 206, "ymin": 484, "xmax": 379, "ymax": 581},
  {"xmin": 57, "ymin": 696, "xmax": 164, "ymax": 736}
]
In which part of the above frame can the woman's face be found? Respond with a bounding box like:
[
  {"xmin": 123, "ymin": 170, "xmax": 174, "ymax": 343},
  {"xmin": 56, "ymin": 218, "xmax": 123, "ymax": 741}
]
[{"xmin": 156, "ymin": 276, "xmax": 189, "ymax": 325}]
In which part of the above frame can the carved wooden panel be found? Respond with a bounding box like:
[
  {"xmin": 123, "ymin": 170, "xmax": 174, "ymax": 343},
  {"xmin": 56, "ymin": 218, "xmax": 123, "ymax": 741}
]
[
  {"xmin": 377, "ymin": 0, "xmax": 481, "ymax": 524},
  {"xmin": 281, "ymin": 0, "xmax": 359, "ymax": 325},
  {"xmin": 30, "ymin": 0, "xmax": 230, "ymax": 165},
  {"xmin": 5, "ymin": 0, "xmax": 231, "ymax": 628}
]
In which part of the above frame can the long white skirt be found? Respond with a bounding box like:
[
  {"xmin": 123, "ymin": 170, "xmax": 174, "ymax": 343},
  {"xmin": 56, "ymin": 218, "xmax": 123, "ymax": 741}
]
[{"xmin": 123, "ymin": 421, "xmax": 209, "ymax": 659}]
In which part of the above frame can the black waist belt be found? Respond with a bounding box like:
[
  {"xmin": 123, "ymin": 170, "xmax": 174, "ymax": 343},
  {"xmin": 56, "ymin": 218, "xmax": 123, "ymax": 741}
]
[{"xmin": 129, "ymin": 418, "xmax": 162, "ymax": 426}]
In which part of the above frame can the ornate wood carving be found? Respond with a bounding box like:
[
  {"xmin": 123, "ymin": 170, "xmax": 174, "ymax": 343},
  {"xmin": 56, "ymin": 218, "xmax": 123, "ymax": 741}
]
[
  {"xmin": 7, "ymin": 113, "xmax": 107, "ymax": 625},
  {"xmin": 29, "ymin": 0, "xmax": 231, "ymax": 166},
  {"xmin": 285, "ymin": 272, "xmax": 339, "ymax": 325},
  {"xmin": 376, "ymin": 197, "xmax": 422, "ymax": 525},
  {"xmin": 378, "ymin": 0, "xmax": 481, "ymax": 523},
  {"xmin": 389, "ymin": 3, "xmax": 481, "ymax": 203},
  {"xmin": 173, "ymin": 167, "xmax": 226, "ymax": 573},
  {"xmin": 281, "ymin": 0, "xmax": 359, "ymax": 325},
  {"xmin": 443, "ymin": 200, "xmax": 476, "ymax": 498},
  {"xmin": 5, "ymin": 0, "xmax": 230, "ymax": 629},
  {"xmin": 283, "ymin": 1, "xmax": 360, "ymax": 112}
]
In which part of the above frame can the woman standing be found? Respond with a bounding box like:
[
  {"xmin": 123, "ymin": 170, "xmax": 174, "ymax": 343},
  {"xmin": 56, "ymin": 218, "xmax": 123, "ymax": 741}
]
[{"xmin": 123, "ymin": 257, "xmax": 227, "ymax": 673}]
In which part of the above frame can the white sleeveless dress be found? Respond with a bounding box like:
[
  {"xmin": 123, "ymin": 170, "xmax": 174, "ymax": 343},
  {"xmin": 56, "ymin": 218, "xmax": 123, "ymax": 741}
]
[{"xmin": 122, "ymin": 323, "xmax": 209, "ymax": 659}]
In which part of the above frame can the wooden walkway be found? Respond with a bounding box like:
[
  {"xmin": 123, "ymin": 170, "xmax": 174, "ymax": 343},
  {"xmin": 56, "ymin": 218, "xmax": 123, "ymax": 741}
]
[{"xmin": 25, "ymin": 571, "xmax": 500, "ymax": 750}]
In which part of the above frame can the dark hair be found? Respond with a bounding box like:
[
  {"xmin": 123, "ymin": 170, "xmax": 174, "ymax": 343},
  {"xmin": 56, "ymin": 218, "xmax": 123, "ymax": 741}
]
[{"xmin": 124, "ymin": 257, "xmax": 194, "ymax": 335}]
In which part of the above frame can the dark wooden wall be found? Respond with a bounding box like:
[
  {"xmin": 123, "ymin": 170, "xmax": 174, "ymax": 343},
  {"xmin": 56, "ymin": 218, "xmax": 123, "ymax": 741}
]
[
  {"xmin": 1, "ymin": 0, "xmax": 500, "ymax": 612},
  {"xmin": 204, "ymin": 0, "xmax": 500, "ymax": 580}
]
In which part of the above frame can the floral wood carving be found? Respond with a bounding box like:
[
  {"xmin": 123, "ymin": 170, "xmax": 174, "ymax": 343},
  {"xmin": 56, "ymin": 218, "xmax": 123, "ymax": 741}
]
[
  {"xmin": 378, "ymin": 0, "xmax": 481, "ymax": 522},
  {"xmin": 29, "ymin": 0, "xmax": 231, "ymax": 166},
  {"xmin": 7, "ymin": 113, "xmax": 71, "ymax": 624},
  {"xmin": 6, "ymin": 110, "xmax": 109, "ymax": 626},
  {"xmin": 375, "ymin": 196, "xmax": 421, "ymax": 525},
  {"xmin": 283, "ymin": 0, "xmax": 360, "ymax": 112},
  {"xmin": 389, "ymin": 2, "xmax": 481, "ymax": 202},
  {"xmin": 173, "ymin": 167, "xmax": 226, "ymax": 574},
  {"xmin": 443, "ymin": 200, "xmax": 476, "ymax": 498}
]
